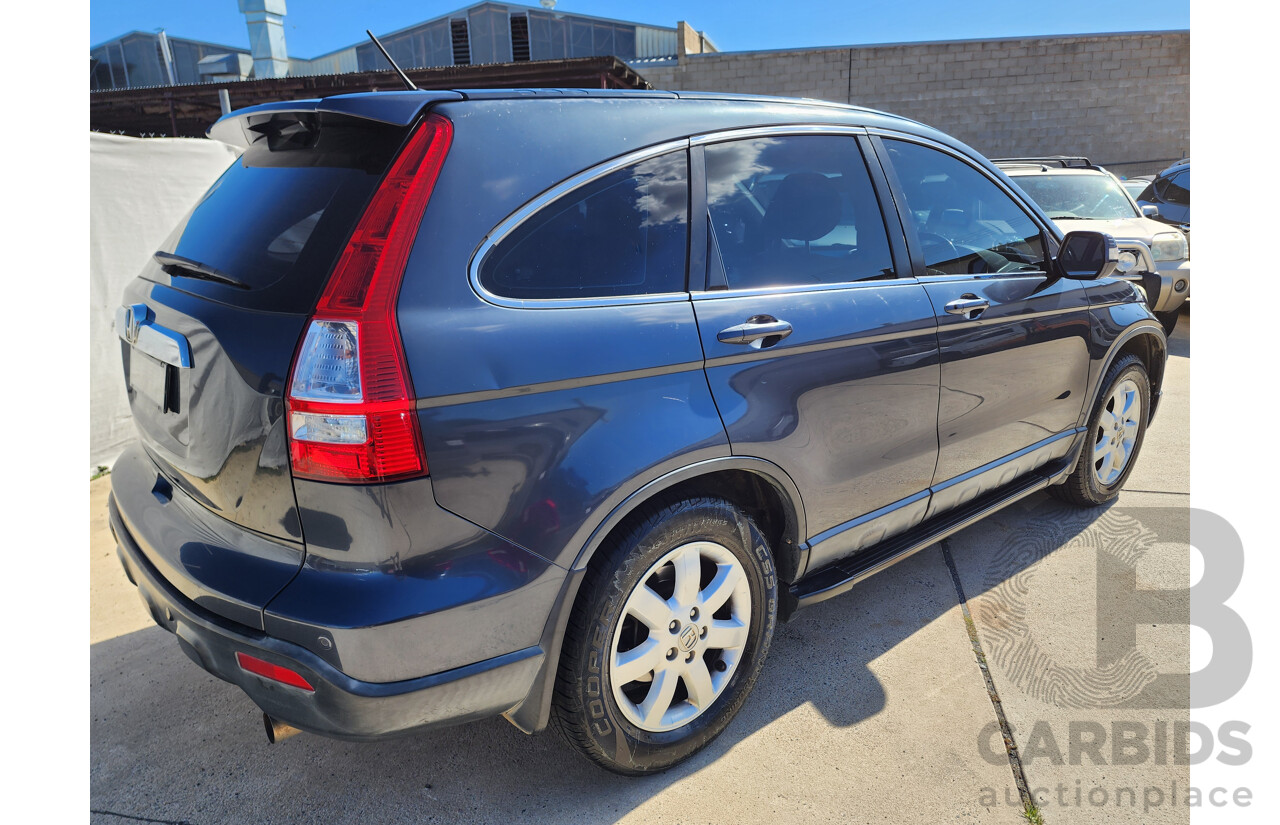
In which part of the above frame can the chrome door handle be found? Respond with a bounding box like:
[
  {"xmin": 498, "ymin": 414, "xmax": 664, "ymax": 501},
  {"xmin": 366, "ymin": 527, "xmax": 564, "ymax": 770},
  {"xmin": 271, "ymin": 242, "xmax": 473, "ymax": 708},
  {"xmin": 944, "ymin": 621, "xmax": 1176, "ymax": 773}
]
[
  {"xmin": 943, "ymin": 297, "xmax": 990, "ymax": 319},
  {"xmin": 717, "ymin": 316, "xmax": 793, "ymax": 346}
]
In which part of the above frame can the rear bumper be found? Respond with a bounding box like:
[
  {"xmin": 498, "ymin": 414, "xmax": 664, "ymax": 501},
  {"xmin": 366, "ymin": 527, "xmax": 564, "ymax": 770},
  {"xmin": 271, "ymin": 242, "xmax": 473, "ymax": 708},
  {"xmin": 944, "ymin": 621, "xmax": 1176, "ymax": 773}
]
[{"xmin": 111, "ymin": 495, "xmax": 544, "ymax": 740}]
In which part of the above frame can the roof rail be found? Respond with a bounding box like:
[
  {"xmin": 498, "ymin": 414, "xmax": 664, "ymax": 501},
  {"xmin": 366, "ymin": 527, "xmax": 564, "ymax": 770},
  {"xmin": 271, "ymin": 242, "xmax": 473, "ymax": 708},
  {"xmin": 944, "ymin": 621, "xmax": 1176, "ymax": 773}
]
[{"xmin": 991, "ymin": 156, "xmax": 1097, "ymax": 169}]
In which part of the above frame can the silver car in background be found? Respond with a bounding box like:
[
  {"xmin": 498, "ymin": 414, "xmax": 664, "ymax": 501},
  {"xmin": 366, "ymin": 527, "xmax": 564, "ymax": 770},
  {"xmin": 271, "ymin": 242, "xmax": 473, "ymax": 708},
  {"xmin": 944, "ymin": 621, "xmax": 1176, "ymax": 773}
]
[
  {"xmin": 995, "ymin": 157, "xmax": 1189, "ymax": 334},
  {"xmin": 1121, "ymin": 175, "xmax": 1153, "ymax": 200}
]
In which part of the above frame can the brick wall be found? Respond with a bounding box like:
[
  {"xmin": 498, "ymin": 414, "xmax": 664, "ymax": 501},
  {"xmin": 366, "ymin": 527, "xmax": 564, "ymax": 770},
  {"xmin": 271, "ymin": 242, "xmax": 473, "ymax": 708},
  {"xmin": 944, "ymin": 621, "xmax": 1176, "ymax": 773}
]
[{"xmin": 637, "ymin": 32, "xmax": 1189, "ymax": 176}]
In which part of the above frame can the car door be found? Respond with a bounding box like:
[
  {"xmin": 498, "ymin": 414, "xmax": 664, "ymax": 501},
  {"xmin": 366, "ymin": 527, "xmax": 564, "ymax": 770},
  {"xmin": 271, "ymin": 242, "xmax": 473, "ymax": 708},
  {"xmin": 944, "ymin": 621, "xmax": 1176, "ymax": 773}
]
[
  {"xmin": 873, "ymin": 134, "xmax": 1093, "ymax": 517},
  {"xmin": 690, "ymin": 130, "xmax": 941, "ymax": 573}
]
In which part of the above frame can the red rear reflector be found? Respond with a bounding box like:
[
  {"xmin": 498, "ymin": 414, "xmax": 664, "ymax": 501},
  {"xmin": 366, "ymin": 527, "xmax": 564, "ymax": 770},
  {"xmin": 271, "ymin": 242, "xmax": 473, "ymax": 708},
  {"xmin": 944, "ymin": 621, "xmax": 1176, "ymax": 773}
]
[
  {"xmin": 236, "ymin": 652, "xmax": 315, "ymax": 692},
  {"xmin": 286, "ymin": 114, "xmax": 452, "ymax": 483}
]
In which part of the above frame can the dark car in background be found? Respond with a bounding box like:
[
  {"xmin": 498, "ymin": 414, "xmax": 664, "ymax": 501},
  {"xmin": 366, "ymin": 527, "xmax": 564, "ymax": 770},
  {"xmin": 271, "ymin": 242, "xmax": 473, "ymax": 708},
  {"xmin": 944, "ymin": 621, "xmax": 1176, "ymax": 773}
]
[
  {"xmin": 110, "ymin": 89, "xmax": 1167, "ymax": 775},
  {"xmin": 1137, "ymin": 158, "xmax": 1191, "ymax": 225}
]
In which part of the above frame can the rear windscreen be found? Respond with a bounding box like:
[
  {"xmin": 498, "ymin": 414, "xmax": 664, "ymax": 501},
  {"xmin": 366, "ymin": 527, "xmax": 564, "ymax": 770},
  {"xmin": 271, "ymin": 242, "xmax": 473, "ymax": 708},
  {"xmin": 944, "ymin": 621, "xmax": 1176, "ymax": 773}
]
[{"xmin": 150, "ymin": 112, "xmax": 408, "ymax": 313}]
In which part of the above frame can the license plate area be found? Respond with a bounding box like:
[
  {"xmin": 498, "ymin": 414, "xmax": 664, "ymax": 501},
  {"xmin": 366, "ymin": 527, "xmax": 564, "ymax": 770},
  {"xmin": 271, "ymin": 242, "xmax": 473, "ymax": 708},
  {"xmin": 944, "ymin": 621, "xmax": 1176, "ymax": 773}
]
[{"xmin": 130, "ymin": 351, "xmax": 174, "ymax": 412}]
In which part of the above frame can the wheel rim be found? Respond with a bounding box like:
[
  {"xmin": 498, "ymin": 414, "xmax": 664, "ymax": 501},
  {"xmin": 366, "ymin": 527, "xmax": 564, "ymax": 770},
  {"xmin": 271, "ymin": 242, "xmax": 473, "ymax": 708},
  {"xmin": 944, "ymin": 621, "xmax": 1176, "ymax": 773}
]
[
  {"xmin": 608, "ymin": 540, "xmax": 752, "ymax": 733},
  {"xmin": 1092, "ymin": 377, "xmax": 1142, "ymax": 486}
]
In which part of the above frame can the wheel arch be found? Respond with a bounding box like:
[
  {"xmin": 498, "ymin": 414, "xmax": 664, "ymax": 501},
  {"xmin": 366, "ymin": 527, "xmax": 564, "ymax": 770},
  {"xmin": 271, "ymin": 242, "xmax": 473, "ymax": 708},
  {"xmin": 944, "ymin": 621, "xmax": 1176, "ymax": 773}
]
[
  {"xmin": 570, "ymin": 457, "xmax": 808, "ymax": 578},
  {"xmin": 504, "ymin": 456, "xmax": 808, "ymax": 734},
  {"xmin": 1092, "ymin": 320, "xmax": 1167, "ymax": 424}
]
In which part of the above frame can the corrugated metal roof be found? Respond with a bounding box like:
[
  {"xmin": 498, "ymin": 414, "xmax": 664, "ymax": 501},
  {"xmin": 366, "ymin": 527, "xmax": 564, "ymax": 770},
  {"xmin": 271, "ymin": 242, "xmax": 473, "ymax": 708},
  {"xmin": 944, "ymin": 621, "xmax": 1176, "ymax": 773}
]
[{"xmin": 635, "ymin": 27, "xmax": 677, "ymax": 59}]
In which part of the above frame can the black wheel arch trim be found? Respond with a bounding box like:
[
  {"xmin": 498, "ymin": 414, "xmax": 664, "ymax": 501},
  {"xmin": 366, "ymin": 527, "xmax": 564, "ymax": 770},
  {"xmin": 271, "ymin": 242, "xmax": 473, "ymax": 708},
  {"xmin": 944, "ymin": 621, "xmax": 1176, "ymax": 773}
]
[
  {"xmin": 566, "ymin": 455, "xmax": 809, "ymax": 574},
  {"xmin": 504, "ymin": 455, "xmax": 808, "ymax": 735},
  {"xmin": 1084, "ymin": 318, "xmax": 1167, "ymax": 427}
]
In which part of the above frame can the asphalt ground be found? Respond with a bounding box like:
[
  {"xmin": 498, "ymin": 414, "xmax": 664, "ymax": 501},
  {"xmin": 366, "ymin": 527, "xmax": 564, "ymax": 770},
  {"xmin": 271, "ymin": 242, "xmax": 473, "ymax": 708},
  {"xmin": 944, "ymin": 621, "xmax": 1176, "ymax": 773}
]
[{"xmin": 90, "ymin": 310, "xmax": 1191, "ymax": 825}]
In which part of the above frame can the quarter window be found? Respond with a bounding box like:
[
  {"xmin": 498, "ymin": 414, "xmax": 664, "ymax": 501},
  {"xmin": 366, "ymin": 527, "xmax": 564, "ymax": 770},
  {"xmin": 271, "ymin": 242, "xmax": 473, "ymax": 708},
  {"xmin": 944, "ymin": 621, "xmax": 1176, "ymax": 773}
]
[
  {"xmin": 481, "ymin": 152, "xmax": 688, "ymax": 301},
  {"xmin": 704, "ymin": 136, "xmax": 896, "ymax": 289},
  {"xmin": 1161, "ymin": 170, "xmax": 1190, "ymax": 205},
  {"xmin": 882, "ymin": 139, "xmax": 1046, "ymax": 277}
]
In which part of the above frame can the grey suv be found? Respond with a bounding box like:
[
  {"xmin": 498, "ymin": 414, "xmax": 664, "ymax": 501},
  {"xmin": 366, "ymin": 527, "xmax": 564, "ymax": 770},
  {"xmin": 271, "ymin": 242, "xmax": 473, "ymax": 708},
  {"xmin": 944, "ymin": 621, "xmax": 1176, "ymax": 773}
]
[{"xmin": 110, "ymin": 89, "xmax": 1167, "ymax": 775}]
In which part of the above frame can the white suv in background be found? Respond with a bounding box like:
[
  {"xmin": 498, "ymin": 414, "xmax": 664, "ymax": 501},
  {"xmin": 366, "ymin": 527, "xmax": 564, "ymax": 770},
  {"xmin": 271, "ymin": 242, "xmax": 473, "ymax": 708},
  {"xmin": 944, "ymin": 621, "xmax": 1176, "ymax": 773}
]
[{"xmin": 995, "ymin": 157, "xmax": 1189, "ymax": 334}]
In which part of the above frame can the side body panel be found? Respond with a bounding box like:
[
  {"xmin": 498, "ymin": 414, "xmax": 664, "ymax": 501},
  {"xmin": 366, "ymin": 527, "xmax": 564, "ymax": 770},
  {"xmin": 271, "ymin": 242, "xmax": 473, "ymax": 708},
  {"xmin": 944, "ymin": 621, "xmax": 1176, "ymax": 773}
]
[
  {"xmin": 417, "ymin": 354, "xmax": 729, "ymax": 569},
  {"xmin": 867, "ymin": 130, "xmax": 1097, "ymax": 515},
  {"xmin": 921, "ymin": 274, "xmax": 1093, "ymax": 506},
  {"xmin": 693, "ymin": 284, "xmax": 941, "ymax": 570},
  {"xmin": 397, "ymin": 99, "xmax": 983, "ymax": 574},
  {"xmin": 400, "ymin": 99, "xmax": 745, "ymax": 570}
]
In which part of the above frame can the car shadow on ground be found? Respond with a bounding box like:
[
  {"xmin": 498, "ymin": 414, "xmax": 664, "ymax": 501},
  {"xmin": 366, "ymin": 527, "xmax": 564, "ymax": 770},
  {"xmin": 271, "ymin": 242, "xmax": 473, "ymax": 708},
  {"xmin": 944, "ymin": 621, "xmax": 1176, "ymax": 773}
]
[{"xmin": 90, "ymin": 488, "xmax": 1156, "ymax": 825}]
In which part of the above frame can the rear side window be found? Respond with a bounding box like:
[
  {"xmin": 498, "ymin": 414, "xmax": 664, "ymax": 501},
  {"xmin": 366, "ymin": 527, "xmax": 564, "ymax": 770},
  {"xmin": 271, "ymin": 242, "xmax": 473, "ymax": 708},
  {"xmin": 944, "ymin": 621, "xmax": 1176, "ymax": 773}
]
[
  {"xmin": 882, "ymin": 139, "xmax": 1046, "ymax": 277},
  {"xmin": 705, "ymin": 136, "xmax": 895, "ymax": 289},
  {"xmin": 480, "ymin": 152, "xmax": 689, "ymax": 301},
  {"xmin": 154, "ymin": 112, "xmax": 407, "ymax": 312},
  {"xmin": 1160, "ymin": 170, "xmax": 1190, "ymax": 205}
]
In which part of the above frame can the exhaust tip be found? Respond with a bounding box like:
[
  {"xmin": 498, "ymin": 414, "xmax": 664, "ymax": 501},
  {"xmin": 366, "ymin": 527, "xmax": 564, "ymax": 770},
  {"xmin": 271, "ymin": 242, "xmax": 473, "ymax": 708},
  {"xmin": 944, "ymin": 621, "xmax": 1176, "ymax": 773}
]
[{"xmin": 263, "ymin": 713, "xmax": 302, "ymax": 744}]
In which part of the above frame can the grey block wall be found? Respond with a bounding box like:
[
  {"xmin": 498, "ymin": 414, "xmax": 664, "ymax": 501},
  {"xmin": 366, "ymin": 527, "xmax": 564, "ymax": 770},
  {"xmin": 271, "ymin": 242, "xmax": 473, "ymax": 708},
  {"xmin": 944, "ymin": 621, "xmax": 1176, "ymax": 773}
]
[{"xmin": 638, "ymin": 32, "xmax": 1188, "ymax": 175}]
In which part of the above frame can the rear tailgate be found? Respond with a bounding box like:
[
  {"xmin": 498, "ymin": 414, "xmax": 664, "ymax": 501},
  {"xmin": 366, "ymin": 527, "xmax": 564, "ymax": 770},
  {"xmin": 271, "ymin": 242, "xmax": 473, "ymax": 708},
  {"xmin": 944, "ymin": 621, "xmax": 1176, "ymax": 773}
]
[{"xmin": 115, "ymin": 97, "xmax": 450, "ymax": 618}]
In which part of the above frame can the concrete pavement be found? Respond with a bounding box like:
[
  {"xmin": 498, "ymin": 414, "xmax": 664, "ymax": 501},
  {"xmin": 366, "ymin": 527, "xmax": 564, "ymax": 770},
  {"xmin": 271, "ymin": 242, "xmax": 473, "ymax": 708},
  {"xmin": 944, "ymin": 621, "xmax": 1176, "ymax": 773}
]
[{"xmin": 90, "ymin": 312, "xmax": 1191, "ymax": 825}]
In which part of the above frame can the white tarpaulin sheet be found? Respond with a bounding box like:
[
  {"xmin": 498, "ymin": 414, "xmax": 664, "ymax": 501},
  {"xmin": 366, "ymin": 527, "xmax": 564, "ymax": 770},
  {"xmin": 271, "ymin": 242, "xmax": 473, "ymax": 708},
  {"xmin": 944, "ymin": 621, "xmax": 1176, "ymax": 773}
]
[{"xmin": 89, "ymin": 133, "xmax": 241, "ymax": 469}]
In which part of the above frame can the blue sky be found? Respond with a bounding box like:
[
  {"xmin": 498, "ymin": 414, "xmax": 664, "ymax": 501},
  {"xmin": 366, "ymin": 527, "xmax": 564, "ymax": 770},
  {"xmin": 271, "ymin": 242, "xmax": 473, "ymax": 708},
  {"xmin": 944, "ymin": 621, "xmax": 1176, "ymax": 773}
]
[{"xmin": 90, "ymin": 1, "xmax": 1189, "ymax": 56}]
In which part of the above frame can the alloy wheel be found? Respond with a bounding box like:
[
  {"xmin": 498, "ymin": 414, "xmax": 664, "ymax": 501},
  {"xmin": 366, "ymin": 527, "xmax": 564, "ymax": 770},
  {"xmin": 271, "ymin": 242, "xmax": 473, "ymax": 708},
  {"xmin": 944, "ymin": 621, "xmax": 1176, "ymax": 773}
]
[
  {"xmin": 609, "ymin": 541, "xmax": 752, "ymax": 732},
  {"xmin": 1092, "ymin": 377, "xmax": 1142, "ymax": 486}
]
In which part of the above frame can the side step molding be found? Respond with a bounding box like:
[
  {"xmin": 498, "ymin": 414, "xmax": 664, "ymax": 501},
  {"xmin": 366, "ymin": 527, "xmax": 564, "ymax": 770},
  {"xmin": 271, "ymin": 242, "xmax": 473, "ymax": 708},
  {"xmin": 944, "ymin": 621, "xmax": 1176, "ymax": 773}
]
[{"xmin": 785, "ymin": 471, "xmax": 1051, "ymax": 617}]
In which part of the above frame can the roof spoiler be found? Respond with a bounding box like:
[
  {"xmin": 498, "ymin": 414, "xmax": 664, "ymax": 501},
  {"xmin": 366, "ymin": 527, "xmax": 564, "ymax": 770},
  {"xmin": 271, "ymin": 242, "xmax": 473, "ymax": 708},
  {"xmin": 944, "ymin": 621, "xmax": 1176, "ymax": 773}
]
[{"xmin": 207, "ymin": 90, "xmax": 464, "ymax": 148}]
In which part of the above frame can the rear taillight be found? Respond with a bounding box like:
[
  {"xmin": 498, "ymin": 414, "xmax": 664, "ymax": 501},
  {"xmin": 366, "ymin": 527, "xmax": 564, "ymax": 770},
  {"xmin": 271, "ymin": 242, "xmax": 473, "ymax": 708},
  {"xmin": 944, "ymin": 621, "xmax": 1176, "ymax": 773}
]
[{"xmin": 286, "ymin": 114, "xmax": 452, "ymax": 483}]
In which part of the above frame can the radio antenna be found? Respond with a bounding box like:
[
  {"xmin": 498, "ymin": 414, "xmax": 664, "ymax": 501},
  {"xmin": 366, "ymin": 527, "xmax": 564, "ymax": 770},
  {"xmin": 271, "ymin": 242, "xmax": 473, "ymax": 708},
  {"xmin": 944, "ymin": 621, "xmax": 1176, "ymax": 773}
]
[{"xmin": 366, "ymin": 29, "xmax": 418, "ymax": 91}]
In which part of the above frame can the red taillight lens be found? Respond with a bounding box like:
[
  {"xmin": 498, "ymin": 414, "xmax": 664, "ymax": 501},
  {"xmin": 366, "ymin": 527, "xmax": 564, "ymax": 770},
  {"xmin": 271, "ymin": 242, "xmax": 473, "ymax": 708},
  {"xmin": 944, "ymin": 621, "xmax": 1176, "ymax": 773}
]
[
  {"xmin": 286, "ymin": 114, "xmax": 452, "ymax": 483},
  {"xmin": 235, "ymin": 652, "xmax": 315, "ymax": 692}
]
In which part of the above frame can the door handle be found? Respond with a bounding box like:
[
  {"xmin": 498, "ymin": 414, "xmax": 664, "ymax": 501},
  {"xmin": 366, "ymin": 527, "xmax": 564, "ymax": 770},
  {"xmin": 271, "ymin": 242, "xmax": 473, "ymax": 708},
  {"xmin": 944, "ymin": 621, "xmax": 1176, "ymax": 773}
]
[
  {"xmin": 943, "ymin": 296, "xmax": 990, "ymax": 319},
  {"xmin": 717, "ymin": 316, "xmax": 794, "ymax": 347}
]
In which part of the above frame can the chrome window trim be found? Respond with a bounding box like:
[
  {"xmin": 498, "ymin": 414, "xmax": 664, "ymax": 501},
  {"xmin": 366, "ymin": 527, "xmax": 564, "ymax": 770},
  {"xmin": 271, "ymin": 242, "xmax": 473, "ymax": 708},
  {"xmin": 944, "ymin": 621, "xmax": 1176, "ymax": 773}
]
[
  {"xmin": 690, "ymin": 276, "xmax": 919, "ymax": 301},
  {"xmin": 469, "ymin": 138, "xmax": 692, "ymax": 310},
  {"xmin": 689, "ymin": 123, "xmax": 868, "ymax": 145},
  {"xmin": 906, "ymin": 271, "xmax": 1047, "ymax": 283}
]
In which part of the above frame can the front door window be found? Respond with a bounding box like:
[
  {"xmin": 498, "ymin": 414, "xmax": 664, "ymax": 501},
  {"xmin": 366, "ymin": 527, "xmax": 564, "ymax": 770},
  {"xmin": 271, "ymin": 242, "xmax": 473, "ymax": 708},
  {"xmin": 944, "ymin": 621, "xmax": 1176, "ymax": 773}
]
[{"xmin": 881, "ymin": 139, "xmax": 1045, "ymax": 277}]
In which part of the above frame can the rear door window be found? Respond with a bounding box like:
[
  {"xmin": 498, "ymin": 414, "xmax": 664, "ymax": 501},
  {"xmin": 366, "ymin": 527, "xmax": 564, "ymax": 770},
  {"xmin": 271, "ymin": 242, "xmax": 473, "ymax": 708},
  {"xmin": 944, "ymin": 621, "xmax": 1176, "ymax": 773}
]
[
  {"xmin": 704, "ymin": 136, "xmax": 896, "ymax": 289},
  {"xmin": 480, "ymin": 151, "xmax": 689, "ymax": 301},
  {"xmin": 881, "ymin": 139, "xmax": 1046, "ymax": 277},
  {"xmin": 1162, "ymin": 170, "xmax": 1190, "ymax": 205},
  {"xmin": 152, "ymin": 112, "xmax": 407, "ymax": 313}
]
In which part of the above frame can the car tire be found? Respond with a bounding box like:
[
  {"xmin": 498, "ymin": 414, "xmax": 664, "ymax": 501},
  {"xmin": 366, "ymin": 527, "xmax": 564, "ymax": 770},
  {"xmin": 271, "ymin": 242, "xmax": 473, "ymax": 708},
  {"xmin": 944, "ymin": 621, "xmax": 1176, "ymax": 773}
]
[
  {"xmin": 550, "ymin": 497, "xmax": 778, "ymax": 775},
  {"xmin": 1156, "ymin": 310, "xmax": 1179, "ymax": 336},
  {"xmin": 1048, "ymin": 354, "xmax": 1150, "ymax": 507}
]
